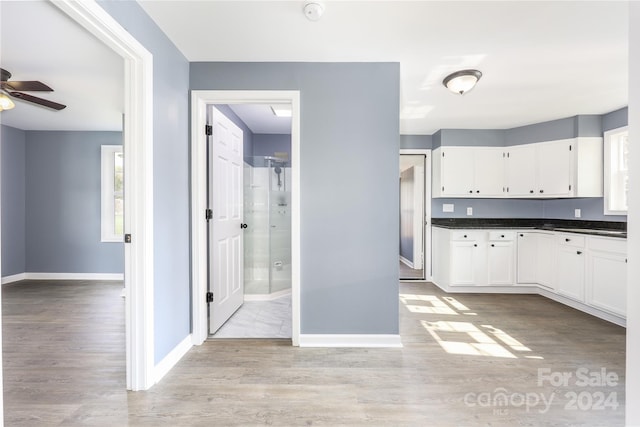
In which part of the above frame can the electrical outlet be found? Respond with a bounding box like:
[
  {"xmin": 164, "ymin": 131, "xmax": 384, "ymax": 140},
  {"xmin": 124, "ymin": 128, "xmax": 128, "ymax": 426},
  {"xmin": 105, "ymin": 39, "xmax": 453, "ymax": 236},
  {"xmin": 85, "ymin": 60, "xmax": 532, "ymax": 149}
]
[
  {"xmin": 467, "ymin": 207, "xmax": 473, "ymax": 216},
  {"xmin": 575, "ymin": 209, "xmax": 581, "ymax": 218},
  {"xmin": 443, "ymin": 204, "xmax": 454, "ymax": 213}
]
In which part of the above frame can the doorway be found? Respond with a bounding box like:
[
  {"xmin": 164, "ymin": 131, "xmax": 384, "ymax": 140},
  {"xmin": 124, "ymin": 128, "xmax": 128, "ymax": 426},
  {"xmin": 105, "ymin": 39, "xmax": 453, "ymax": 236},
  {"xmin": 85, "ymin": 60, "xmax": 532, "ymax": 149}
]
[
  {"xmin": 399, "ymin": 150, "xmax": 431, "ymax": 281},
  {"xmin": 191, "ymin": 90, "xmax": 301, "ymax": 347}
]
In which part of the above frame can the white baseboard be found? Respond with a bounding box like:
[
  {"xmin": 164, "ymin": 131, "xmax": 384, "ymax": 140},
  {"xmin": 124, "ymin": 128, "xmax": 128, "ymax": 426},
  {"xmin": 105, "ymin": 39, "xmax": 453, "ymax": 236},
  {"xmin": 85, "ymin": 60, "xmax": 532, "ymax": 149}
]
[
  {"xmin": 1, "ymin": 273, "xmax": 27, "ymax": 285},
  {"xmin": 399, "ymin": 256, "xmax": 414, "ymax": 268},
  {"xmin": 154, "ymin": 334, "xmax": 192, "ymax": 385},
  {"xmin": 2, "ymin": 272, "xmax": 124, "ymax": 284},
  {"xmin": 299, "ymin": 334, "xmax": 402, "ymax": 348},
  {"xmin": 537, "ymin": 289, "xmax": 626, "ymax": 327},
  {"xmin": 244, "ymin": 288, "xmax": 291, "ymax": 301}
]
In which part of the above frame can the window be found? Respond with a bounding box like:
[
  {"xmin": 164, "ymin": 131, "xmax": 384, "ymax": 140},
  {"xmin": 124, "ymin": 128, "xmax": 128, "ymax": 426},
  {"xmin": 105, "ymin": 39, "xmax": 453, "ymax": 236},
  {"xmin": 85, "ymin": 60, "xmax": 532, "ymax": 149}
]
[
  {"xmin": 101, "ymin": 145, "xmax": 124, "ymax": 242},
  {"xmin": 604, "ymin": 126, "xmax": 629, "ymax": 215}
]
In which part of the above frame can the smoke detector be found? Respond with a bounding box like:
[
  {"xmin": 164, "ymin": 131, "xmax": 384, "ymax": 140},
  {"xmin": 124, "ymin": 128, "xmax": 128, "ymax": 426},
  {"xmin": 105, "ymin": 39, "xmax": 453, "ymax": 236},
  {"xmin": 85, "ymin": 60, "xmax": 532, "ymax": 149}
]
[{"xmin": 303, "ymin": 2, "xmax": 324, "ymax": 21}]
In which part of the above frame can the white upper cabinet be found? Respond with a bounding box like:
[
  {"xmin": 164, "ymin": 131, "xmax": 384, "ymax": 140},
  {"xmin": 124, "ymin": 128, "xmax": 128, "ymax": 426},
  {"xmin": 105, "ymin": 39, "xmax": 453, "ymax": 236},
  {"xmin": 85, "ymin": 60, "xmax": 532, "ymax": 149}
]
[
  {"xmin": 433, "ymin": 147, "xmax": 504, "ymax": 198},
  {"xmin": 505, "ymin": 145, "xmax": 537, "ymax": 197},
  {"xmin": 435, "ymin": 137, "xmax": 603, "ymax": 199}
]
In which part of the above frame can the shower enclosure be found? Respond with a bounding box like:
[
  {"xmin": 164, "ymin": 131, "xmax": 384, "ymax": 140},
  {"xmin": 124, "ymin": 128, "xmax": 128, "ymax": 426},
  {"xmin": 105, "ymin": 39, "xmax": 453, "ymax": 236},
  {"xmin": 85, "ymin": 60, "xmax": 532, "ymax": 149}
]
[{"xmin": 244, "ymin": 156, "xmax": 292, "ymax": 296}]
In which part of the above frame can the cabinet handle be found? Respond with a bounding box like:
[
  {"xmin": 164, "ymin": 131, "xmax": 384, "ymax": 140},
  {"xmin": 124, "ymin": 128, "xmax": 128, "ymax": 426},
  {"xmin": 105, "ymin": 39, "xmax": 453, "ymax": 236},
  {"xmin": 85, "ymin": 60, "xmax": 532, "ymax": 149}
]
[
  {"xmin": 491, "ymin": 244, "xmax": 495, "ymax": 247},
  {"xmin": 540, "ymin": 189, "xmax": 544, "ymax": 193},
  {"xmin": 565, "ymin": 238, "xmax": 570, "ymax": 242},
  {"xmin": 500, "ymin": 234, "xmax": 505, "ymax": 238},
  {"xmin": 473, "ymin": 244, "xmax": 478, "ymax": 247},
  {"xmin": 464, "ymin": 234, "xmax": 467, "ymax": 238},
  {"xmin": 577, "ymin": 251, "xmax": 582, "ymax": 255},
  {"xmin": 469, "ymin": 190, "xmax": 473, "ymax": 193},
  {"xmin": 530, "ymin": 190, "xmax": 534, "ymax": 194},
  {"xmin": 519, "ymin": 234, "xmax": 524, "ymax": 237},
  {"xmin": 476, "ymin": 190, "xmax": 480, "ymax": 193}
]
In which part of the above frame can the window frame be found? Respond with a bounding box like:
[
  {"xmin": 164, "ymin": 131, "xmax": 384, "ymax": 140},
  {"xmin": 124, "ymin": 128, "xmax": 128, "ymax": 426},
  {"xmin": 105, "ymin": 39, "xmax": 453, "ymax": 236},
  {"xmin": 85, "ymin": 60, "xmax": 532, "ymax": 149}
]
[
  {"xmin": 101, "ymin": 145, "xmax": 124, "ymax": 242},
  {"xmin": 603, "ymin": 125, "xmax": 629, "ymax": 216}
]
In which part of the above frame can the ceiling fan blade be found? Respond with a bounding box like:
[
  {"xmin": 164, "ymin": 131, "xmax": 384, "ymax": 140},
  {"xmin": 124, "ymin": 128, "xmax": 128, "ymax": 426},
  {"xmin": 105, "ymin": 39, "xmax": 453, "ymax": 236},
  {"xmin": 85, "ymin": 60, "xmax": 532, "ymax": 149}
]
[
  {"xmin": 1, "ymin": 80, "xmax": 53, "ymax": 92},
  {"xmin": 7, "ymin": 91, "xmax": 66, "ymax": 110}
]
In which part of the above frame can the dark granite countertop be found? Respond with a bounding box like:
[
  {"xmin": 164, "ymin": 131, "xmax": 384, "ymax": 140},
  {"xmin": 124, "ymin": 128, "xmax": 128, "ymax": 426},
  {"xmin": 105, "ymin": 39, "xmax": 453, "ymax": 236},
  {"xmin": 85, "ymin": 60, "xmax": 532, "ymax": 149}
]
[{"xmin": 431, "ymin": 218, "xmax": 627, "ymax": 238}]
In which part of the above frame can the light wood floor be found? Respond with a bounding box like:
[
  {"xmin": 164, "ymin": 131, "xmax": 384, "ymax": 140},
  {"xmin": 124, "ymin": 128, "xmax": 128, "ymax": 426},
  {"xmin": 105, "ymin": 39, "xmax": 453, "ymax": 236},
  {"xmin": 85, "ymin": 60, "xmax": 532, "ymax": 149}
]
[
  {"xmin": 3, "ymin": 280, "xmax": 625, "ymax": 426},
  {"xmin": 399, "ymin": 260, "xmax": 424, "ymax": 280}
]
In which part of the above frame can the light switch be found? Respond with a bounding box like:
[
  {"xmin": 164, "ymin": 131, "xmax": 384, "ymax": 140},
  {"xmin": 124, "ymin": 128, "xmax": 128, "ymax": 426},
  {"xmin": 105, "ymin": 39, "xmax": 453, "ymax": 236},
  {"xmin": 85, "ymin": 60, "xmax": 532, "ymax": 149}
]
[
  {"xmin": 575, "ymin": 209, "xmax": 581, "ymax": 218},
  {"xmin": 443, "ymin": 204, "xmax": 454, "ymax": 213},
  {"xmin": 467, "ymin": 207, "xmax": 473, "ymax": 216}
]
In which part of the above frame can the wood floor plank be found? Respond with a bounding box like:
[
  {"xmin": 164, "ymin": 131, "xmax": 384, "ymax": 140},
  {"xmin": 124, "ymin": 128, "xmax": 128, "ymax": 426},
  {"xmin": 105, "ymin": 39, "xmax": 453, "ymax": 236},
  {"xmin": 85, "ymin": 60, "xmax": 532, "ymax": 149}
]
[{"xmin": 3, "ymin": 280, "xmax": 626, "ymax": 426}]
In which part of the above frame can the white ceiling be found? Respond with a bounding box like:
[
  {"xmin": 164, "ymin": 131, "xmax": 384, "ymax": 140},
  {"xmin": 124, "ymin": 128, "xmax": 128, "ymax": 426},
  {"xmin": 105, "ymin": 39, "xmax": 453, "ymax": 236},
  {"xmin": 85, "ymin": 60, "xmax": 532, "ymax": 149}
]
[
  {"xmin": 228, "ymin": 104, "xmax": 292, "ymax": 134},
  {"xmin": 139, "ymin": 0, "xmax": 628, "ymax": 135},
  {"xmin": 0, "ymin": 1, "xmax": 123, "ymax": 131},
  {"xmin": 0, "ymin": 1, "xmax": 628, "ymax": 135}
]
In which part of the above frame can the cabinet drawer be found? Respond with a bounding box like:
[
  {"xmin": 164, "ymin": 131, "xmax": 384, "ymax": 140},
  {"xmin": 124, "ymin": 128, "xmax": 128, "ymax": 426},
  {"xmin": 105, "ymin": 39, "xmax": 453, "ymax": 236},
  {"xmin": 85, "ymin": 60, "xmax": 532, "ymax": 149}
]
[
  {"xmin": 489, "ymin": 231, "xmax": 515, "ymax": 241},
  {"xmin": 451, "ymin": 230, "xmax": 484, "ymax": 241},
  {"xmin": 557, "ymin": 234, "xmax": 585, "ymax": 248},
  {"xmin": 588, "ymin": 236, "xmax": 626, "ymax": 254}
]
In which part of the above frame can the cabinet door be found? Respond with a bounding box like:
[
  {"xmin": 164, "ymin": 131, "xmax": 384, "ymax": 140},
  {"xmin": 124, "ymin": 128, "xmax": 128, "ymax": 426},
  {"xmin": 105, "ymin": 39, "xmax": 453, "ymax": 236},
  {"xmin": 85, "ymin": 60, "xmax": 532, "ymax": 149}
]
[
  {"xmin": 587, "ymin": 251, "xmax": 627, "ymax": 316},
  {"xmin": 474, "ymin": 148, "xmax": 505, "ymax": 196},
  {"xmin": 505, "ymin": 145, "xmax": 537, "ymax": 197},
  {"xmin": 451, "ymin": 241, "xmax": 479, "ymax": 285},
  {"xmin": 517, "ymin": 233, "xmax": 537, "ymax": 283},
  {"xmin": 537, "ymin": 140, "xmax": 573, "ymax": 197},
  {"xmin": 555, "ymin": 245, "xmax": 585, "ymax": 301},
  {"xmin": 487, "ymin": 241, "xmax": 515, "ymax": 285},
  {"xmin": 440, "ymin": 148, "xmax": 475, "ymax": 196},
  {"xmin": 536, "ymin": 234, "xmax": 556, "ymax": 289}
]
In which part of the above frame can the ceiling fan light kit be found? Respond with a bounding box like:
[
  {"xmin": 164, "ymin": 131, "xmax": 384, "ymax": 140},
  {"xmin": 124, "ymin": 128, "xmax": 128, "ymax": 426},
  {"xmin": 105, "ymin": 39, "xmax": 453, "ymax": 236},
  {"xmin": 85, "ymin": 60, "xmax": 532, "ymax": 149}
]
[
  {"xmin": 0, "ymin": 93, "xmax": 15, "ymax": 111},
  {"xmin": 443, "ymin": 69, "xmax": 483, "ymax": 95},
  {"xmin": 0, "ymin": 67, "xmax": 66, "ymax": 111}
]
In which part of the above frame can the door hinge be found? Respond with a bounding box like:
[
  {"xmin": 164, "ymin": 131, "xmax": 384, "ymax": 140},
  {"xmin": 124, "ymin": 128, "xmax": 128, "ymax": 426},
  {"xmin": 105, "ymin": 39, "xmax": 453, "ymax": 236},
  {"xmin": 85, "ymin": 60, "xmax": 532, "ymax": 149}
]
[
  {"xmin": 442, "ymin": 152, "xmax": 445, "ymax": 157},
  {"xmin": 205, "ymin": 125, "xmax": 213, "ymax": 136},
  {"xmin": 206, "ymin": 291, "xmax": 214, "ymax": 303},
  {"xmin": 507, "ymin": 152, "xmax": 510, "ymax": 158},
  {"xmin": 124, "ymin": 234, "xmax": 132, "ymax": 243},
  {"xmin": 205, "ymin": 209, "xmax": 213, "ymax": 221},
  {"xmin": 569, "ymin": 145, "xmax": 572, "ymax": 151},
  {"xmin": 569, "ymin": 184, "xmax": 572, "ymax": 191}
]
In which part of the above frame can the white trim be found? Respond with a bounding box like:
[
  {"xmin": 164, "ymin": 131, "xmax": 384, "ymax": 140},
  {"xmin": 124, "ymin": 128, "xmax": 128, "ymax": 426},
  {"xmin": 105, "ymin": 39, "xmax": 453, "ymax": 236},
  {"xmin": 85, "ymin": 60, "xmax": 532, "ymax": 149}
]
[
  {"xmin": 299, "ymin": 334, "xmax": 403, "ymax": 348},
  {"xmin": 2, "ymin": 273, "xmax": 124, "ymax": 283},
  {"xmin": 244, "ymin": 288, "xmax": 292, "ymax": 302},
  {"xmin": 191, "ymin": 90, "xmax": 301, "ymax": 348},
  {"xmin": 154, "ymin": 334, "xmax": 192, "ymax": 385},
  {"xmin": 51, "ymin": 0, "xmax": 154, "ymax": 391},
  {"xmin": 537, "ymin": 288, "xmax": 626, "ymax": 327},
  {"xmin": 400, "ymin": 149, "xmax": 432, "ymax": 281},
  {"xmin": 1, "ymin": 273, "xmax": 27, "ymax": 285},
  {"xmin": 603, "ymin": 126, "xmax": 629, "ymax": 216},
  {"xmin": 100, "ymin": 145, "xmax": 124, "ymax": 243},
  {"xmin": 399, "ymin": 256, "xmax": 414, "ymax": 269}
]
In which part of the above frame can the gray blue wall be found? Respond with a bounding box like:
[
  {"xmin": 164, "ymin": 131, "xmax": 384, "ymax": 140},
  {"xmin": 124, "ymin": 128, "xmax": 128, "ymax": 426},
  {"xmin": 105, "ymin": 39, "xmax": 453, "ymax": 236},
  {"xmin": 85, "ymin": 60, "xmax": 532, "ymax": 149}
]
[
  {"xmin": 430, "ymin": 109, "xmax": 628, "ymax": 222},
  {"xmin": 400, "ymin": 135, "xmax": 432, "ymax": 150},
  {"xmin": 98, "ymin": 0, "xmax": 191, "ymax": 364},
  {"xmin": 1, "ymin": 125, "xmax": 27, "ymax": 277},
  {"xmin": 191, "ymin": 62, "xmax": 400, "ymax": 335},
  {"xmin": 252, "ymin": 134, "xmax": 291, "ymax": 159},
  {"xmin": 25, "ymin": 131, "xmax": 124, "ymax": 273}
]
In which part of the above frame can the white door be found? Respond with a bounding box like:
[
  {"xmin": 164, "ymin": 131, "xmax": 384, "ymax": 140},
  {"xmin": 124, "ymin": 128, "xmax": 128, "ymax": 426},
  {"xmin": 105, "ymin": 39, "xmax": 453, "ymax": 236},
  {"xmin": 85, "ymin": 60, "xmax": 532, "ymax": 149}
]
[
  {"xmin": 487, "ymin": 241, "xmax": 515, "ymax": 285},
  {"xmin": 209, "ymin": 106, "xmax": 244, "ymax": 334},
  {"xmin": 537, "ymin": 140, "xmax": 572, "ymax": 197},
  {"xmin": 506, "ymin": 144, "xmax": 537, "ymax": 197},
  {"xmin": 516, "ymin": 232, "xmax": 538, "ymax": 284}
]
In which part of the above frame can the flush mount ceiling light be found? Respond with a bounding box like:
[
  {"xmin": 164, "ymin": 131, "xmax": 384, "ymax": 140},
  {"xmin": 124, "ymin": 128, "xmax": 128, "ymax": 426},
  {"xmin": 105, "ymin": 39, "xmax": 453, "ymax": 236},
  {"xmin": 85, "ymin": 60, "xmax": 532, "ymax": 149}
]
[
  {"xmin": 271, "ymin": 104, "xmax": 292, "ymax": 117},
  {"xmin": 303, "ymin": 2, "xmax": 324, "ymax": 21},
  {"xmin": 442, "ymin": 69, "xmax": 483, "ymax": 95},
  {"xmin": 0, "ymin": 93, "xmax": 15, "ymax": 111}
]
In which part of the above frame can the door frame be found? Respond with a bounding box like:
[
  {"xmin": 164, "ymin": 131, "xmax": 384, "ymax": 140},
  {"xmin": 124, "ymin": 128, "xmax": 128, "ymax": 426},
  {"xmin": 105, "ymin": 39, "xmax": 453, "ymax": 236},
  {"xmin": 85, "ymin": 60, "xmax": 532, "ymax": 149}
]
[
  {"xmin": 399, "ymin": 149, "xmax": 432, "ymax": 281},
  {"xmin": 50, "ymin": 0, "xmax": 155, "ymax": 390},
  {"xmin": 191, "ymin": 90, "xmax": 301, "ymax": 346}
]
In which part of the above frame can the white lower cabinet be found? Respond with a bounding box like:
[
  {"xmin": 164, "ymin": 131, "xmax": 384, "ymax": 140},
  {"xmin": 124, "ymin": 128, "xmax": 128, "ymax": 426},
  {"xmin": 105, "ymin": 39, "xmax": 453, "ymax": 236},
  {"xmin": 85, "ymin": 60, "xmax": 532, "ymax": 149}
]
[
  {"xmin": 433, "ymin": 226, "xmax": 627, "ymax": 324},
  {"xmin": 434, "ymin": 228, "xmax": 515, "ymax": 287},
  {"xmin": 554, "ymin": 235, "xmax": 586, "ymax": 302},
  {"xmin": 586, "ymin": 237, "xmax": 627, "ymax": 317}
]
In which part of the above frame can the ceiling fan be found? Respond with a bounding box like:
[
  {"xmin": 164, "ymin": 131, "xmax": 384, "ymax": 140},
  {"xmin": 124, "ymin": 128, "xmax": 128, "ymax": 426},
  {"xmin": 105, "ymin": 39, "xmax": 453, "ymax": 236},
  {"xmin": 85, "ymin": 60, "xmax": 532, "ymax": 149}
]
[{"xmin": 0, "ymin": 68, "xmax": 66, "ymax": 111}]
